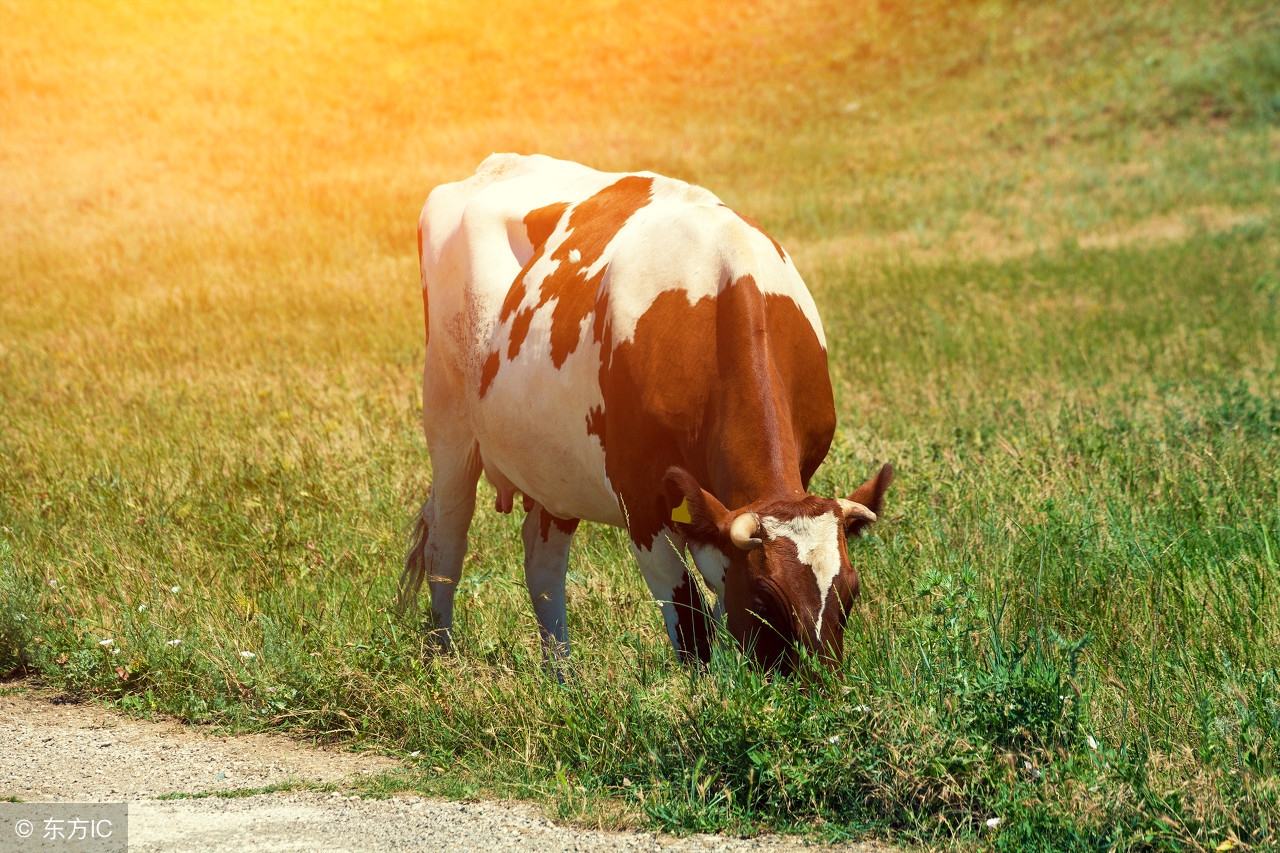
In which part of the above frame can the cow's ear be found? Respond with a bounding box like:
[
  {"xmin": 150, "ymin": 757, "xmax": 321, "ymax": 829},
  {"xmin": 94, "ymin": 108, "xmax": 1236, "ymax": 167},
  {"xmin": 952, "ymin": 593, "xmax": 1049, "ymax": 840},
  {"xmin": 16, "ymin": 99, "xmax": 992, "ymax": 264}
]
[
  {"xmin": 844, "ymin": 463, "xmax": 894, "ymax": 539},
  {"xmin": 663, "ymin": 467, "xmax": 731, "ymax": 545}
]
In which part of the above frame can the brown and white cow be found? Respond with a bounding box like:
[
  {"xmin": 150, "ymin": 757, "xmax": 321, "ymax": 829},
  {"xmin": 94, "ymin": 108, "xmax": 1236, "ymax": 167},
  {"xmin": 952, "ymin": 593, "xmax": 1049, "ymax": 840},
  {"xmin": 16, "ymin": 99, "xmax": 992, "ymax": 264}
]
[{"xmin": 401, "ymin": 153, "xmax": 892, "ymax": 672}]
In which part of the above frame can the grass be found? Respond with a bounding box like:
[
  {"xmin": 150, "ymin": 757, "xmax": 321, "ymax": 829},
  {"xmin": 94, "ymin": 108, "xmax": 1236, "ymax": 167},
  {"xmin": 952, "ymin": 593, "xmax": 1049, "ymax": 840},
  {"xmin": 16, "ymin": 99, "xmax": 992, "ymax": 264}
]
[
  {"xmin": 154, "ymin": 782, "xmax": 316, "ymax": 801},
  {"xmin": 2, "ymin": 0, "xmax": 1279, "ymax": 849}
]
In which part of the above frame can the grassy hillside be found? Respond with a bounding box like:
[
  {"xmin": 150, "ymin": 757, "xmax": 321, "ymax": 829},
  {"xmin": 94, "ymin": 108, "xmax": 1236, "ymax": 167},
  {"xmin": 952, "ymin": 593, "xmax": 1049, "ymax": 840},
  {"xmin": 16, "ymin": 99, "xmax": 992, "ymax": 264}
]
[{"xmin": 2, "ymin": 1, "xmax": 1278, "ymax": 849}]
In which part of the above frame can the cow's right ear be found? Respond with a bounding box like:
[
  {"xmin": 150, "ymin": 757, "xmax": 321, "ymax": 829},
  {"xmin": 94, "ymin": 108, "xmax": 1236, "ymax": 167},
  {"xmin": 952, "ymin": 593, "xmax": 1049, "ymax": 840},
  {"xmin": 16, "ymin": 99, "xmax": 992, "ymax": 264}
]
[
  {"xmin": 845, "ymin": 462, "xmax": 894, "ymax": 539},
  {"xmin": 663, "ymin": 467, "xmax": 731, "ymax": 546}
]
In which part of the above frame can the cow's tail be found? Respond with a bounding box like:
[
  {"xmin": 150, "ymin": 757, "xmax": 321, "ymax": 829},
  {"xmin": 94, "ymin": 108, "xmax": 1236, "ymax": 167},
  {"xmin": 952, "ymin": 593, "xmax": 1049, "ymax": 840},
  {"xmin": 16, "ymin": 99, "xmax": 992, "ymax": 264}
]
[{"xmin": 398, "ymin": 500, "xmax": 431, "ymax": 614}]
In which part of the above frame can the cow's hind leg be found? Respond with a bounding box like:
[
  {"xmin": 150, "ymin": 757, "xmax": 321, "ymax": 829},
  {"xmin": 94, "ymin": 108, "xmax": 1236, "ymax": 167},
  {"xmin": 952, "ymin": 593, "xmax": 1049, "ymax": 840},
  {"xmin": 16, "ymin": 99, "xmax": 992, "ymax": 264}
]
[
  {"xmin": 399, "ymin": 444, "xmax": 482, "ymax": 650},
  {"xmin": 521, "ymin": 504, "xmax": 579, "ymax": 660},
  {"xmin": 632, "ymin": 529, "xmax": 713, "ymax": 665}
]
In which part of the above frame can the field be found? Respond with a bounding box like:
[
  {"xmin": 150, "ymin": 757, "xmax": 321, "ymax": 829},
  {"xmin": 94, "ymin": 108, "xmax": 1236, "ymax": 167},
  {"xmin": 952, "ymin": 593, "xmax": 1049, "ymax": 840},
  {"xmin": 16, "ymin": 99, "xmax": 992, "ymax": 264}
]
[{"xmin": 2, "ymin": 0, "xmax": 1279, "ymax": 848}]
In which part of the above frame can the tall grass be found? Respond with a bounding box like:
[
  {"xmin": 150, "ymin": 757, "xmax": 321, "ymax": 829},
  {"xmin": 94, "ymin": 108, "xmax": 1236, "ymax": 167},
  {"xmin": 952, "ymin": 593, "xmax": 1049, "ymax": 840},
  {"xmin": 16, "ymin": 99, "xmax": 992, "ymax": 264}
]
[{"xmin": 3, "ymin": 0, "xmax": 1279, "ymax": 849}]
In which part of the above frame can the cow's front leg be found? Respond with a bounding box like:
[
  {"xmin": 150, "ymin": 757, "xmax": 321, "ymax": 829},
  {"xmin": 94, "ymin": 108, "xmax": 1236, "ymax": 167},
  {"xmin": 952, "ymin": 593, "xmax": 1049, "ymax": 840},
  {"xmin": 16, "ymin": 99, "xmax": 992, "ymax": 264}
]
[
  {"xmin": 521, "ymin": 504, "xmax": 579, "ymax": 660},
  {"xmin": 631, "ymin": 528, "xmax": 713, "ymax": 665}
]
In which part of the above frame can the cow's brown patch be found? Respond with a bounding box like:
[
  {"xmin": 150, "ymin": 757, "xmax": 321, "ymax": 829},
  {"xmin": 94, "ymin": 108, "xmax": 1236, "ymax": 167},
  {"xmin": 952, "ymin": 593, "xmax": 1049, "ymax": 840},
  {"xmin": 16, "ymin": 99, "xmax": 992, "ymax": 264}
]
[
  {"xmin": 524, "ymin": 201, "xmax": 569, "ymax": 254},
  {"xmin": 586, "ymin": 406, "xmax": 606, "ymax": 449},
  {"xmin": 507, "ymin": 307, "xmax": 535, "ymax": 360},
  {"xmin": 537, "ymin": 506, "xmax": 580, "ymax": 543},
  {"xmin": 758, "ymin": 290, "xmax": 836, "ymax": 484},
  {"xmin": 591, "ymin": 287, "xmax": 609, "ymax": 346},
  {"xmin": 590, "ymin": 288, "xmax": 612, "ymax": 451},
  {"xmin": 598, "ymin": 286, "xmax": 717, "ymax": 550},
  {"xmin": 479, "ymin": 350, "xmax": 500, "ymax": 397}
]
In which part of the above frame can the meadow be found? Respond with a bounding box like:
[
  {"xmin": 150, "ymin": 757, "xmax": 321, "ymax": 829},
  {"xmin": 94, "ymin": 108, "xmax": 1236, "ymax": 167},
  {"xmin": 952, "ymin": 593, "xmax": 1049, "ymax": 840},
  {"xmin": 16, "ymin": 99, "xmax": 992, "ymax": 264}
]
[{"xmin": 2, "ymin": 0, "xmax": 1279, "ymax": 849}]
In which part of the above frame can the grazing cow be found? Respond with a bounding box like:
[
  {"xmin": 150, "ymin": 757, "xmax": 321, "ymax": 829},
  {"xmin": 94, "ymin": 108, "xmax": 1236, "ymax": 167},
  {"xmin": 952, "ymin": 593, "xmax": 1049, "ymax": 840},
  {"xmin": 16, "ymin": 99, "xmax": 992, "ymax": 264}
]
[{"xmin": 401, "ymin": 153, "xmax": 892, "ymax": 672}]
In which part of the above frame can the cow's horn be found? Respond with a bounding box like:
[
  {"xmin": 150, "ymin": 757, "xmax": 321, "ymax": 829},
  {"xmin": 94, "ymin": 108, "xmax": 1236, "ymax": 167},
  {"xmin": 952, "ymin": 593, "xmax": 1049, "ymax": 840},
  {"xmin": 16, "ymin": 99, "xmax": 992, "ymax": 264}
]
[
  {"xmin": 838, "ymin": 499, "xmax": 876, "ymax": 523},
  {"xmin": 729, "ymin": 512, "xmax": 762, "ymax": 550}
]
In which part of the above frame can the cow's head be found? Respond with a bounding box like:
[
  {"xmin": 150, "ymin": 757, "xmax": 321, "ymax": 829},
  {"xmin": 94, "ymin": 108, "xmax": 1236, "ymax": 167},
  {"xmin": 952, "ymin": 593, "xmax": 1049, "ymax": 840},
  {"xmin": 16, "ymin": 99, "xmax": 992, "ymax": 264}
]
[{"xmin": 664, "ymin": 463, "xmax": 893, "ymax": 673}]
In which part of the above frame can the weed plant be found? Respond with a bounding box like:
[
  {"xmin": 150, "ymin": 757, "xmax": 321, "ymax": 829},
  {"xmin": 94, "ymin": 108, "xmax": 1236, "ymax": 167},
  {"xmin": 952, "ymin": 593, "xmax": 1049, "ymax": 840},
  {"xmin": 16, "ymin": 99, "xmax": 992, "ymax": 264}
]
[{"xmin": 3, "ymin": 0, "xmax": 1279, "ymax": 849}]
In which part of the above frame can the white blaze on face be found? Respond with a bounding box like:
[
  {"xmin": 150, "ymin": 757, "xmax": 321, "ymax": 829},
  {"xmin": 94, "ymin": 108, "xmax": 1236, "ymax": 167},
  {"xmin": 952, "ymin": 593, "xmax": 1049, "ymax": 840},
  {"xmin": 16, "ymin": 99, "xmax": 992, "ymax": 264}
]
[{"xmin": 760, "ymin": 512, "xmax": 842, "ymax": 641}]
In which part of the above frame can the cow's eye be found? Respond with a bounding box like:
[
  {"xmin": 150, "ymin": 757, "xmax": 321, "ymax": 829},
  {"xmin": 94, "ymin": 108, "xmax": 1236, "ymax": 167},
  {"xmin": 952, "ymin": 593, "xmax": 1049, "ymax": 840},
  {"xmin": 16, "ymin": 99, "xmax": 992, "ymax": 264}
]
[{"xmin": 750, "ymin": 579, "xmax": 787, "ymax": 628}]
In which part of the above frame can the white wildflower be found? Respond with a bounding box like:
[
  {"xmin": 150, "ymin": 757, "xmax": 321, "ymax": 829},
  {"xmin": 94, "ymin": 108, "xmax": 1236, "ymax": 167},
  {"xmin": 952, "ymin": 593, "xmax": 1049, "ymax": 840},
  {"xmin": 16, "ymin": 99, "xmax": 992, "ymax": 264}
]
[
  {"xmin": 239, "ymin": 651, "xmax": 256, "ymax": 659},
  {"xmin": 1087, "ymin": 734, "xmax": 1099, "ymax": 750},
  {"xmin": 99, "ymin": 638, "xmax": 114, "ymax": 647},
  {"xmin": 166, "ymin": 638, "xmax": 182, "ymax": 647},
  {"xmin": 47, "ymin": 579, "xmax": 58, "ymax": 589},
  {"xmin": 986, "ymin": 817, "xmax": 1002, "ymax": 829},
  {"xmin": 853, "ymin": 705, "xmax": 871, "ymax": 713},
  {"xmin": 138, "ymin": 604, "xmax": 147, "ymax": 612},
  {"xmin": 110, "ymin": 648, "xmax": 120, "ymax": 655},
  {"xmin": 170, "ymin": 585, "xmax": 181, "ymax": 594},
  {"xmin": 827, "ymin": 735, "xmax": 840, "ymax": 744},
  {"xmin": 409, "ymin": 750, "xmax": 420, "ymax": 757}
]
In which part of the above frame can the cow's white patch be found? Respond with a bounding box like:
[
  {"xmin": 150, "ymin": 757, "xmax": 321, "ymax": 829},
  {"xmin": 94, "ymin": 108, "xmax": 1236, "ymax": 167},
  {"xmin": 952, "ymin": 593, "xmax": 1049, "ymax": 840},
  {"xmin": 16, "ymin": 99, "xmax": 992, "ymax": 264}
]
[
  {"xmin": 760, "ymin": 512, "xmax": 841, "ymax": 640},
  {"xmin": 632, "ymin": 531, "xmax": 690, "ymax": 652},
  {"xmin": 688, "ymin": 542, "xmax": 728, "ymax": 597},
  {"xmin": 568, "ymin": 248, "xmax": 581, "ymax": 264}
]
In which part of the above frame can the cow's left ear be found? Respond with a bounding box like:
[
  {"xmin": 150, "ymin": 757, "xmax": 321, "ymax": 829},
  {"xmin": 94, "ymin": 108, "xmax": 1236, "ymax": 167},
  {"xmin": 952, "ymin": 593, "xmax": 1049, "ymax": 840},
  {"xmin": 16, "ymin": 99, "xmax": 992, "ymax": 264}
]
[
  {"xmin": 844, "ymin": 463, "xmax": 894, "ymax": 539},
  {"xmin": 663, "ymin": 467, "xmax": 731, "ymax": 546}
]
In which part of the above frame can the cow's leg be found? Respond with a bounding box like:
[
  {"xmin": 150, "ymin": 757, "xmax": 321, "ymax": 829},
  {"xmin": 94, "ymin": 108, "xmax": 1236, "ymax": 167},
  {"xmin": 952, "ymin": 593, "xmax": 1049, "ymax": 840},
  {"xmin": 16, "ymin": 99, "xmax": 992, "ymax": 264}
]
[
  {"xmin": 631, "ymin": 529, "xmax": 713, "ymax": 665},
  {"xmin": 400, "ymin": 355, "xmax": 482, "ymax": 649},
  {"xmin": 520, "ymin": 504, "xmax": 579, "ymax": 660},
  {"xmin": 400, "ymin": 444, "xmax": 481, "ymax": 649}
]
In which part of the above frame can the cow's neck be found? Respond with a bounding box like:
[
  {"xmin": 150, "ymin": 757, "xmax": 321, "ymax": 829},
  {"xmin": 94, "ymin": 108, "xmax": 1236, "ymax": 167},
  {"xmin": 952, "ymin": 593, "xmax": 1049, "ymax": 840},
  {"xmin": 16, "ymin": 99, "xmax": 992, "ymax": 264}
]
[{"xmin": 706, "ymin": 274, "xmax": 807, "ymax": 509}]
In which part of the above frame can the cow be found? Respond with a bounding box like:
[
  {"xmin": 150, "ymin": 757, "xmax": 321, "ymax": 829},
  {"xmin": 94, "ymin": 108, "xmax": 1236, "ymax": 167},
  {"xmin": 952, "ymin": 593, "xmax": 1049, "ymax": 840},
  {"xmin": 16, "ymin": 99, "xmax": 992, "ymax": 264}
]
[{"xmin": 400, "ymin": 153, "xmax": 892, "ymax": 673}]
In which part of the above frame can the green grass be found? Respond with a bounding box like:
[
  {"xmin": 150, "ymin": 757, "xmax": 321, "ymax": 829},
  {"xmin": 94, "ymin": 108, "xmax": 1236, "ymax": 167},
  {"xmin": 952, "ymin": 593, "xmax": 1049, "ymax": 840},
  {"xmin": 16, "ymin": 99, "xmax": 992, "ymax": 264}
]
[
  {"xmin": 154, "ymin": 782, "xmax": 318, "ymax": 801},
  {"xmin": 2, "ymin": 0, "xmax": 1279, "ymax": 849}
]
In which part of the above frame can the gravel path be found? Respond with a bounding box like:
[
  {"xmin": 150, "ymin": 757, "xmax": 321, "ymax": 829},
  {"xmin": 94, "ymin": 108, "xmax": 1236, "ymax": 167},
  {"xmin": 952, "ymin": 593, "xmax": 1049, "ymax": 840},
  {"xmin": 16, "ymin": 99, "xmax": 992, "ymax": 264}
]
[{"xmin": 0, "ymin": 684, "xmax": 897, "ymax": 853}]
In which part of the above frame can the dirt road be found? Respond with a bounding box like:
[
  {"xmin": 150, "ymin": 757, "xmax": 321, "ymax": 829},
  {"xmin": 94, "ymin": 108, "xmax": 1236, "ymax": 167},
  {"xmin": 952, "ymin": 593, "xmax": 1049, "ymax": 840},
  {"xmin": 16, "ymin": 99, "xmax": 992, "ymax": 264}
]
[{"xmin": 0, "ymin": 685, "xmax": 893, "ymax": 852}]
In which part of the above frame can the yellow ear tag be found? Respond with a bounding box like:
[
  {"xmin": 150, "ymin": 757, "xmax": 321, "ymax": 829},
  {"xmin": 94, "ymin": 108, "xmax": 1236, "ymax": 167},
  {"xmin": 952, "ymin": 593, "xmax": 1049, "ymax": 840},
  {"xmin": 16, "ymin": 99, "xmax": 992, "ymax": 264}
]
[{"xmin": 671, "ymin": 497, "xmax": 692, "ymax": 524}]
